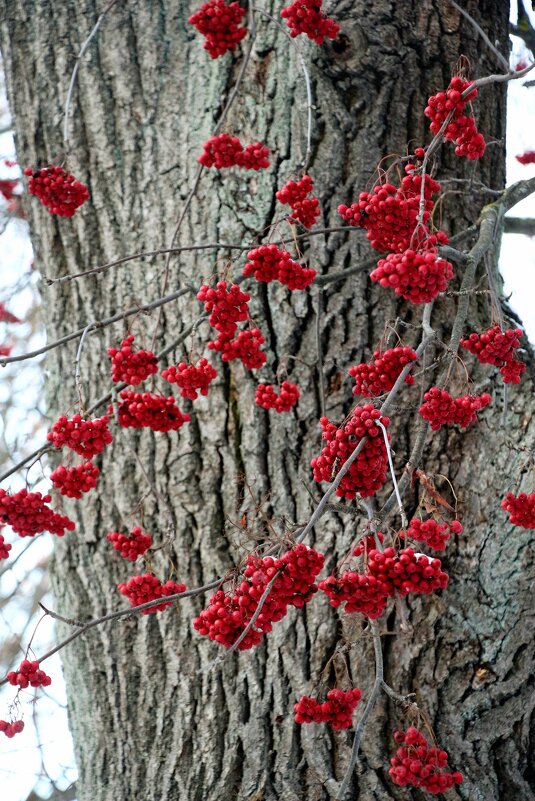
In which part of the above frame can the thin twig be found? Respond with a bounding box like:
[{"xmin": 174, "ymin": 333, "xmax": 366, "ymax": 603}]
[
  {"xmin": 74, "ymin": 321, "xmax": 95, "ymax": 410},
  {"xmin": 63, "ymin": 0, "xmax": 122, "ymax": 152},
  {"xmin": 0, "ymin": 288, "xmax": 190, "ymax": 367},
  {"xmin": 337, "ymin": 622, "xmax": 384, "ymax": 800},
  {"xmin": 449, "ymin": 0, "xmax": 510, "ymax": 72},
  {"xmin": 376, "ymin": 419, "xmax": 407, "ymax": 528}
]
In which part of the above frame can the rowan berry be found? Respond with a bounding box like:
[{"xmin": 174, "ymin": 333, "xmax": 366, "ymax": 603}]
[
  {"xmin": 107, "ymin": 526, "xmax": 152, "ymax": 561},
  {"xmin": 243, "ymin": 245, "xmax": 316, "ymax": 289},
  {"xmin": 319, "ymin": 572, "xmax": 388, "ymax": 618},
  {"xmin": 118, "ymin": 574, "xmax": 186, "ymax": 613},
  {"xmin": 389, "ymin": 728, "xmax": 463, "ymax": 793},
  {"xmin": 194, "ymin": 545, "xmax": 324, "ymax": 649},
  {"xmin": 370, "ymin": 249, "xmax": 453, "ymax": 304},
  {"xmin": 0, "ymin": 488, "xmax": 75, "ymax": 538},
  {"xmin": 0, "ymin": 719, "xmax": 25, "ymax": 738},
  {"xmin": 198, "ymin": 134, "xmax": 269, "ymax": 169},
  {"xmin": 0, "ymin": 532, "xmax": 11, "ymax": 559},
  {"xmin": 367, "ymin": 547, "xmax": 449, "ymax": 596},
  {"xmin": 47, "ymin": 414, "xmax": 113, "ymax": 458},
  {"xmin": 424, "ymin": 77, "xmax": 485, "ymax": 160},
  {"xmin": 108, "ymin": 335, "xmax": 158, "ymax": 386},
  {"xmin": 276, "ymin": 175, "xmax": 320, "ymax": 228},
  {"xmin": 349, "ymin": 347, "xmax": 418, "ymax": 397},
  {"xmin": 501, "ymin": 492, "xmax": 535, "ymax": 529},
  {"xmin": 24, "ymin": 165, "xmax": 89, "ymax": 216},
  {"xmin": 162, "ymin": 358, "xmax": 218, "ymax": 400},
  {"xmin": 255, "ymin": 381, "xmax": 300, "ymax": 412},
  {"xmin": 418, "ymin": 387, "xmax": 491, "ymax": 430},
  {"xmin": 281, "ymin": 0, "xmax": 340, "ymax": 44},
  {"xmin": 7, "ymin": 659, "xmax": 52, "ymax": 689},
  {"xmin": 50, "ymin": 462, "xmax": 100, "ymax": 499},
  {"xmin": 113, "ymin": 391, "xmax": 190, "ymax": 432},
  {"xmin": 294, "ymin": 688, "xmax": 362, "ymax": 729},
  {"xmin": 189, "ymin": 0, "xmax": 247, "ymax": 59},
  {"xmin": 311, "ymin": 405, "xmax": 390, "ymax": 499},
  {"xmin": 461, "ymin": 326, "xmax": 525, "ymax": 384},
  {"xmin": 197, "ymin": 281, "xmax": 250, "ymax": 338}
]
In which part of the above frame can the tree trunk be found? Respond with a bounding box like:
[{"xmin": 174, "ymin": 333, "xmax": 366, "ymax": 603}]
[{"xmin": 2, "ymin": 2, "xmax": 535, "ymax": 800}]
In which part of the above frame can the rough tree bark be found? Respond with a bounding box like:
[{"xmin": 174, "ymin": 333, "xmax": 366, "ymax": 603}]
[{"xmin": 2, "ymin": 1, "xmax": 534, "ymax": 800}]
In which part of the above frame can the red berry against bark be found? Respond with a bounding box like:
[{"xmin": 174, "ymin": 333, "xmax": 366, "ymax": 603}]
[
  {"xmin": 424, "ymin": 76, "xmax": 485, "ymax": 160},
  {"xmin": 162, "ymin": 358, "xmax": 218, "ymax": 400},
  {"xmin": 461, "ymin": 326, "xmax": 525, "ymax": 384},
  {"xmin": 198, "ymin": 134, "xmax": 269, "ymax": 170},
  {"xmin": 281, "ymin": 0, "xmax": 340, "ymax": 44},
  {"xmin": 24, "ymin": 165, "xmax": 89, "ymax": 216},
  {"xmin": 389, "ymin": 727, "xmax": 463, "ymax": 793},
  {"xmin": 276, "ymin": 175, "xmax": 320, "ymax": 228},
  {"xmin": 0, "ymin": 488, "xmax": 75, "ymax": 538},
  {"xmin": 189, "ymin": 0, "xmax": 247, "ymax": 59},
  {"xmin": 47, "ymin": 414, "xmax": 113, "ymax": 458},
  {"xmin": 418, "ymin": 388, "xmax": 491, "ymax": 430},
  {"xmin": 107, "ymin": 526, "xmax": 153, "ymax": 561},
  {"xmin": 349, "ymin": 347, "xmax": 418, "ymax": 397},
  {"xmin": 118, "ymin": 573, "xmax": 186, "ymax": 613},
  {"xmin": 108, "ymin": 335, "xmax": 158, "ymax": 386},
  {"xmin": 294, "ymin": 688, "xmax": 362, "ymax": 729},
  {"xmin": 501, "ymin": 492, "xmax": 535, "ymax": 529},
  {"xmin": 194, "ymin": 544, "xmax": 324, "ymax": 649},
  {"xmin": 113, "ymin": 391, "xmax": 190, "ymax": 433},
  {"xmin": 311, "ymin": 405, "xmax": 390, "ymax": 499},
  {"xmin": 243, "ymin": 245, "xmax": 316, "ymax": 289},
  {"xmin": 255, "ymin": 381, "xmax": 300, "ymax": 412},
  {"xmin": 50, "ymin": 462, "xmax": 100, "ymax": 499},
  {"xmin": 370, "ymin": 249, "xmax": 453, "ymax": 304}
]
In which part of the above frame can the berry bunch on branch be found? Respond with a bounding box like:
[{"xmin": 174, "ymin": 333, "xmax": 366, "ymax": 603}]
[{"xmin": 294, "ymin": 688, "xmax": 362, "ymax": 729}]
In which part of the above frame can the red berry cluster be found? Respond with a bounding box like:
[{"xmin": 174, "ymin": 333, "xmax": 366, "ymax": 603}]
[
  {"xmin": 162, "ymin": 358, "xmax": 218, "ymax": 400},
  {"xmin": 255, "ymin": 381, "xmax": 300, "ymax": 412},
  {"xmin": 198, "ymin": 134, "xmax": 270, "ymax": 170},
  {"xmin": 50, "ymin": 462, "xmax": 100, "ymax": 499},
  {"xmin": 197, "ymin": 281, "xmax": 250, "ymax": 338},
  {"xmin": 370, "ymin": 248, "xmax": 453, "ymax": 304},
  {"xmin": 418, "ymin": 388, "xmax": 491, "ymax": 431},
  {"xmin": 280, "ymin": 0, "xmax": 340, "ymax": 44},
  {"xmin": 390, "ymin": 728, "xmax": 463, "ymax": 794},
  {"xmin": 0, "ymin": 532, "xmax": 11, "ymax": 559},
  {"xmin": 461, "ymin": 326, "xmax": 525, "ymax": 384},
  {"xmin": 367, "ymin": 547, "xmax": 449, "ymax": 596},
  {"xmin": 400, "ymin": 518, "xmax": 463, "ymax": 551},
  {"xmin": 319, "ymin": 572, "xmax": 388, "ymax": 618},
  {"xmin": 338, "ymin": 172, "xmax": 446, "ymax": 253},
  {"xmin": 114, "ymin": 391, "xmax": 190, "ymax": 433},
  {"xmin": 243, "ymin": 245, "xmax": 316, "ymax": 289},
  {"xmin": 108, "ymin": 335, "xmax": 158, "ymax": 386},
  {"xmin": 425, "ymin": 76, "xmax": 485, "ymax": 160},
  {"xmin": 294, "ymin": 688, "xmax": 362, "ymax": 730},
  {"xmin": 193, "ymin": 544, "xmax": 325, "ymax": 649},
  {"xmin": 117, "ymin": 574, "xmax": 186, "ymax": 614},
  {"xmin": 188, "ymin": 0, "xmax": 247, "ymax": 59},
  {"xmin": 107, "ymin": 526, "xmax": 152, "ymax": 561},
  {"xmin": 349, "ymin": 347, "xmax": 418, "ymax": 397},
  {"xmin": 0, "ymin": 720, "xmax": 24, "ymax": 738},
  {"xmin": 23, "ymin": 165, "xmax": 89, "ymax": 216},
  {"xmin": 0, "ymin": 303, "xmax": 21, "ymax": 323},
  {"xmin": 276, "ymin": 175, "xmax": 320, "ymax": 228},
  {"xmin": 7, "ymin": 659, "xmax": 51, "ymax": 689},
  {"xmin": 311, "ymin": 405, "xmax": 390, "ymax": 499},
  {"xmin": 197, "ymin": 282, "xmax": 267, "ymax": 369},
  {"xmin": 352, "ymin": 531, "xmax": 384, "ymax": 556},
  {"xmin": 209, "ymin": 328, "xmax": 267, "ymax": 369},
  {"xmin": 47, "ymin": 414, "xmax": 113, "ymax": 458},
  {"xmin": 0, "ymin": 489, "xmax": 75, "ymax": 538},
  {"xmin": 501, "ymin": 492, "xmax": 535, "ymax": 529},
  {"xmin": 516, "ymin": 151, "xmax": 535, "ymax": 165}
]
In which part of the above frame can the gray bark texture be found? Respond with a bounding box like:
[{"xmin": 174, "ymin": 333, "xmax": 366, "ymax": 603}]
[{"xmin": 1, "ymin": 1, "xmax": 534, "ymax": 800}]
